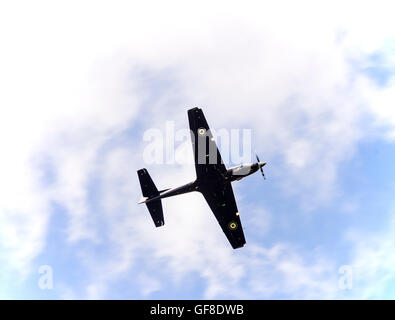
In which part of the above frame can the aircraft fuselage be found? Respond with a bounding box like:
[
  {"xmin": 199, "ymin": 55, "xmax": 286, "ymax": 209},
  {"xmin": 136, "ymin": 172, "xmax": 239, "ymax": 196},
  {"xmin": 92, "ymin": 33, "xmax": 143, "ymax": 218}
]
[
  {"xmin": 226, "ymin": 161, "xmax": 266, "ymax": 182},
  {"xmin": 143, "ymin": 161, "xmax": 266, "ymax": 204}
]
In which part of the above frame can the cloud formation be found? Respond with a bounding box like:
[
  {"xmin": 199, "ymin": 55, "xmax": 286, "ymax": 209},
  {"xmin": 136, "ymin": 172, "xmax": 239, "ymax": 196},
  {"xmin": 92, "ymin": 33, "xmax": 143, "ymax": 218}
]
[{"xmin": 1, "ymin": 0, "xmax": 395, "ymax": 298}]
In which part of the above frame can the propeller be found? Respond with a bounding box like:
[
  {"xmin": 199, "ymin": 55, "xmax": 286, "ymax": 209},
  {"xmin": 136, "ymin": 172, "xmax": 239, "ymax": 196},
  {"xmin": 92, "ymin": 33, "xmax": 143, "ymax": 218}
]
[{"xmin": 255, "ymin": 153, "xmax": 266, "ymax": 180}]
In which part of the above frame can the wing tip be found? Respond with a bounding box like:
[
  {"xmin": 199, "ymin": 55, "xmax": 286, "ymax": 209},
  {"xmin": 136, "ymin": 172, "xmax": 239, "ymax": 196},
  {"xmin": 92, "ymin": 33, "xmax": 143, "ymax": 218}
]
[
  {"xmin": 187, "ymin": 107, "xmax": 202, "ymax": 115},
  {"xmin": 154, "ymin": 220, "xmax": 165, "ymax": 228},
  {"xmin": 232, "ymin": 242, "xmax": 246, "ymax": 250}
]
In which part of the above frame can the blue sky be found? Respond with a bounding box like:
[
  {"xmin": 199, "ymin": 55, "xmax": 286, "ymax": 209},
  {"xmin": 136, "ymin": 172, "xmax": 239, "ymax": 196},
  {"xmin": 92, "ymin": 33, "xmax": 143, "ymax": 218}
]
[{"xmin": 1, "ymin": 1, "xmax": 395, "ymax": 299}]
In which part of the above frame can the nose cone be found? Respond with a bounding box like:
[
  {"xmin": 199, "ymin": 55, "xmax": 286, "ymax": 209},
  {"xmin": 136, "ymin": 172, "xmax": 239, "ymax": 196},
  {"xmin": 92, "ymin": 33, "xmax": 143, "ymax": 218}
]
[{"xmin": 259, "ymin": 162, "xmax": 266, "ymax": 168}]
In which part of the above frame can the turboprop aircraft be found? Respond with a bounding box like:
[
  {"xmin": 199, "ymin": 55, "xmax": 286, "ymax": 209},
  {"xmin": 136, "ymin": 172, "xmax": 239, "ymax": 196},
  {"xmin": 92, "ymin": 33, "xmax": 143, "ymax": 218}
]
[{"xmin": 137, "ymin": 107, "xmax": 266, "ymax": 249}]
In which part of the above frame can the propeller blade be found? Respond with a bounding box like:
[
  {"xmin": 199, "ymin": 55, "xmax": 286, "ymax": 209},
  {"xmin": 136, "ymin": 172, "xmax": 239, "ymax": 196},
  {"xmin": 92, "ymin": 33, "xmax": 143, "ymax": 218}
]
[
  {"xmin": 255, "ymin": 152, "xmax": 266, "ymax": 179},
  {"xmin": 260, "ymin": 167, "xmax": 266, "ymax": 179}
]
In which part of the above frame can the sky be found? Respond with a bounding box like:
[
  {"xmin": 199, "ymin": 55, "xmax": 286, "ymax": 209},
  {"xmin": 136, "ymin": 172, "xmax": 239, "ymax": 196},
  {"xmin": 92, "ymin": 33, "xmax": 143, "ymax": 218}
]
[{"xmin": 1, "ymin": 0, "xmax": 395, "ymax": 299}]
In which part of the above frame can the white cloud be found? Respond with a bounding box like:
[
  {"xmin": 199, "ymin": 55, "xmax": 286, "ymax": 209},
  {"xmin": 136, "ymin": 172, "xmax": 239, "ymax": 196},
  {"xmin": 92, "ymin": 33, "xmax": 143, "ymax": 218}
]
[
  {"xmin": 346, "ymin": 216, "xmax": 395, "ymax": 299},
  {"xmin": 357, "ymin": 76, "xmax": 395, "ymax": 139},
  {"xmin": 0, "ymin": 0, "xmax": 395, "ymax": 298},
  {"xmin": 138, "ymin": 273, "xmax": 161, "ymax": 297},
  {"xmin": 243, "ymin": 244, "xmax": 339, "ymax": 299}
]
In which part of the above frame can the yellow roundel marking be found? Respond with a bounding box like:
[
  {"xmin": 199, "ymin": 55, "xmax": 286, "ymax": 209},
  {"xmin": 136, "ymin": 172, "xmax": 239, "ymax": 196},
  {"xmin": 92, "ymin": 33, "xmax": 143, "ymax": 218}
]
[
  {"xmin": 198, "ymin": 128, "xmax": 206, "ymax": 135},
  {"xmin": 229, "ymin": 221, "xmax": 238, "ymax": 230}
]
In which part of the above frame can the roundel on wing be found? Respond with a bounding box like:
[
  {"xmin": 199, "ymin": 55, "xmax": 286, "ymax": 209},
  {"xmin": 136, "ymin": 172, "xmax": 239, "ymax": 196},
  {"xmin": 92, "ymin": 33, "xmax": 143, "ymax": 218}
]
[
  {"xmin": 198, "ymin": 127, "xmax": 206, "ymax": 135},
  {"xmin": 228, "ymin": 221, "xmax": 238, "ymax": 230}
]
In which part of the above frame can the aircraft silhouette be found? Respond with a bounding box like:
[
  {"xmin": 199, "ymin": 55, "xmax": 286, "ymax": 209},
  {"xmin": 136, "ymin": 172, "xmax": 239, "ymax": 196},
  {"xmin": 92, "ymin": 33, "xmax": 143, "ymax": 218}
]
[{"xmin": 137, "ymin": 107, "xmax": 266, "ymax": 249}]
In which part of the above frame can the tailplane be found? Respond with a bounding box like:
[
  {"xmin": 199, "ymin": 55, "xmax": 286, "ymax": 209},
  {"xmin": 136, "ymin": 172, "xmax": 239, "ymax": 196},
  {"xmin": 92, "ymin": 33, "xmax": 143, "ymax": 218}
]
[{"xmin": 137, "ymin": 168, "xmax": 164, "ymax": 227}]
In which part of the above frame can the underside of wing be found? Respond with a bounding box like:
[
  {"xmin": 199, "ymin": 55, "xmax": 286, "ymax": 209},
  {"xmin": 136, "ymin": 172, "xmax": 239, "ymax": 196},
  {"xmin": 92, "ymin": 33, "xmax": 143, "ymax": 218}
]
[
  {"xmin": 188, "ymin": 107, "xmax": 227, "ymax": 180},
  {"xmin": 200, "ymin": 181, "xmax": 246, "ymax": 249}
]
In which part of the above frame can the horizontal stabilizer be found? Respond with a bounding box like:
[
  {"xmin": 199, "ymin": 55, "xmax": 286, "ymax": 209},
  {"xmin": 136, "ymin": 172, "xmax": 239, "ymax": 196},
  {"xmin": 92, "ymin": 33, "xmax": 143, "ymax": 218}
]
[
  {"xmin": 137, "ymin": 168, "xmax": 164, "ymax": 227},
  {"xmin": 146, "ymin": 200, "xmax": 164, "ymax": 227},
  {"xmin": 138, "ymin": 168, "xmax": 159, "ymax": 197}
]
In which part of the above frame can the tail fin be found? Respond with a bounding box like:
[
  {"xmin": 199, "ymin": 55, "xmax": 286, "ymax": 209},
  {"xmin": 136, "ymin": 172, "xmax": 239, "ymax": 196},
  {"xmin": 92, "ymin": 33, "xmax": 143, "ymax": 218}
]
[{"xmin": 137, "ymin": 168, "xmax": 164, "ymax": 227}]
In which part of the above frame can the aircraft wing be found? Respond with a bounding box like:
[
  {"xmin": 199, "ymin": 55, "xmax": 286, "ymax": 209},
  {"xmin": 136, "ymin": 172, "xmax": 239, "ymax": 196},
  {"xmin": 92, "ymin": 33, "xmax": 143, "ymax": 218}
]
[
  {"xmin": 200, "ymin": 181, "xmax": 246, "ymax": 249},
  {"xmin": 188, "ymin": 107, "xmax": 227, "ymax": 180}
]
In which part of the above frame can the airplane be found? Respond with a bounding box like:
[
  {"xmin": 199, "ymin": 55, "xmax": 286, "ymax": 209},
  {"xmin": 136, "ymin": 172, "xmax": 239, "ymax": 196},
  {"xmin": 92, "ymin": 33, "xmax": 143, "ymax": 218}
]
[{"xmin": 137, "ymin": 107, "xmax": 266, "ymax": 249}]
